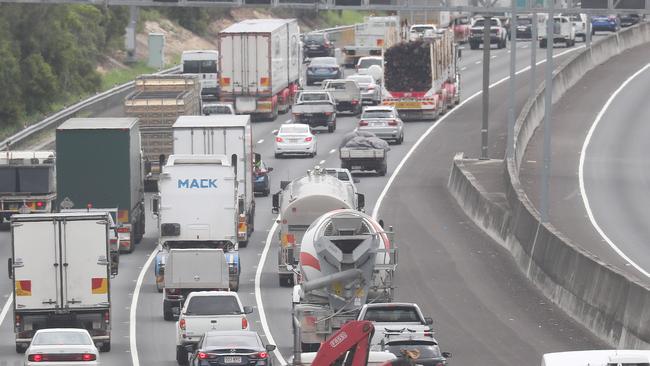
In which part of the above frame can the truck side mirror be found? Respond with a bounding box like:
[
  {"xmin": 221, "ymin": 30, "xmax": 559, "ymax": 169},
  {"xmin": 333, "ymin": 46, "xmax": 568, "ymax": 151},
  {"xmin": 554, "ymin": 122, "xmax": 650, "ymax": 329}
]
[
  {"xmin": 271, "ymin": 193, "xmax": 280, "ymax": 214},
  {"xmin": 152, "ymin": 197, "xmax": 160, "ymax": 215},
  {"xmin": 243, "ymin": 306, "xmax": 254, "ymax": 314},
  {"xmin": 442, "ymin": 352, "xmax": 452, "ymax": 359},
  {"xmin": 357, "ymin": 193, "xmax": 365, "ymax": 210},
  {"xmin": 424, "ymin": 317, "xmax": 433, "ymax": 325},
  {"xmin": 273, "ymin": 130, "xmax": 278, "ymax": 136},
  {"xmin": 280, "ymin": 181, "xmax": 290, "ymax": 190},
  {"xmin": 172, "ymin": 307, "xmax": 181, "ymax": 317},
  {"xmin": 7, "ymin": 258, "xmax": 12, "ymax": 279},
  {"xmin": 267, "ymin": 167, "xmax": 274, "ymax": 172}
]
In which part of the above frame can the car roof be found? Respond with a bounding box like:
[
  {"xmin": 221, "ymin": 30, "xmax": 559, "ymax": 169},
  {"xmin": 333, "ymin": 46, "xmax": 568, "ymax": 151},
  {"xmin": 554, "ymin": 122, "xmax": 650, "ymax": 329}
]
[
  {"xmin": 358, "ymin": 56, "xmax": 382, "ymax": 61},
  {"xmin": 187, "ymin": 290, "xmax": 239, "ymax": 298},
  {"xmin": 363, "ymin": 106, "xmax": 395, "ymax": 112},
  {"xmin": 385, "ymin": 336, "xmax": 439, "ymax": 345},
  {"xmin": 204, "ymin": 330, "xmax": 259, "ymax": 337},
  {"xmin": 365, "ymin": 302, "xmax": 420, "ymax": 308},
  {"xmin": 34, "ymin": 328, "xmax": 91, "ymax": 334}
]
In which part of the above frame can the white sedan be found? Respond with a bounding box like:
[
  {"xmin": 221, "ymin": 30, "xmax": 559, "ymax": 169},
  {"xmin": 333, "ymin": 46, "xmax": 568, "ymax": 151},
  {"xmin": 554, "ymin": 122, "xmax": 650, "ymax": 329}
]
[
  {"xmin": 347, "ymin": 74, "xmax": 381, "ymax": 105},
  {"xmin": 25, "ymin": 328, "xmax": 100, "ymax": 365},
  {"xmin": 274, "ymin": 124, "xmax": 317, "ymax": 158}
]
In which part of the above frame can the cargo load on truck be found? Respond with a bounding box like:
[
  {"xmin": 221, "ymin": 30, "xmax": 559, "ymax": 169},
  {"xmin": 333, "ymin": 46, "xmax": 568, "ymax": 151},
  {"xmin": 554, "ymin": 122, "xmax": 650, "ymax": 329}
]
[
  {"xmin": 339, "ymin": 131, "xmax": 390, "ymax": 176},
  {"xmin": 218, "ymin": 19, "xmax": 302, "ymax": 119},
  {"xmin": 152, "ymin": 154, "xmax": 240, "ymax": 296},
  {"xmin": 0, "ymin": 151, "xmax": 56, "ymax": 220},
  {"xmin": 56, "ymin": 118, "xmax": 146, "ymax": 253},
  {"xmin": 9, "ymin": 212, "xmax": 113, "ymax": 353},
  {"xmin": 172, "ymin": 115, "xmax": 255, "ymax": 247},
  {"xmin": 342, "ymin": 16, "xmax": 400, "ymax": 67},
  {"xmin": 382, "ymin": 31, "xmax": 460, "ymax": 121},
  {"xmin": 124, "ymin": 75, "xmax": 201, "ymax": 190},
  {"xmin": 291, "ymin": 209, "xmax": 397, "ymax": 352},
  {"xmin": 271, "ymin": 167, "xmax": 365, "ymax": 287}
]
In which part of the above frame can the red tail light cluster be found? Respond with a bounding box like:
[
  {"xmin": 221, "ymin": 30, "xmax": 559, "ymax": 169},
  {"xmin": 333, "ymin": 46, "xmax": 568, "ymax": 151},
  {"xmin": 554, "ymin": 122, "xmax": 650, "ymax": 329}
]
[
  {"xmin": 387, "ymin": 120, "xmax": 398, "ymax": 126},
  {"xmin": 179, "ymin": 318, "xmax": 186, "ymax": 330},
  {"xmin": 304, "ymin": 137, "xmax": 313, "ymax": 142},
  {"xmin": 359, "ymin": 120, "xmax": 369, "ymax": 126},
  {"xmin": 275, "ymin": 137, "xmax": 284, "ymax": 143},
  {"xmin": 28, "ymin": 353, "xmax": 97, "ymax": 362},
  {"xmin": 242, "ymin": 317, "xmax": 249, "ymax": 329},
  {"xmin": 251, "ymin": 352, "xmax": 269, "ymax": 359},
  {"xmin": 352, "ymin": 99, "xmax": 359, "ymax": 105}
]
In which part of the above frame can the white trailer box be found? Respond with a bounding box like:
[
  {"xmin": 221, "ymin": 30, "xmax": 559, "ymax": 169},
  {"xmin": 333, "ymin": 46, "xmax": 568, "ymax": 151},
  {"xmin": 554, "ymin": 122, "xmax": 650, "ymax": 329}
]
[
  {"xmin": 10, "ymin": 212, "xmax": 112, "ymax": 352},
  {"xmin": 218, "ymin": 19, "xmax": 301, "ymax": 116},
  {"xmin": 172, "ymin": 115, "xmax": 254, "ymax": 247}
]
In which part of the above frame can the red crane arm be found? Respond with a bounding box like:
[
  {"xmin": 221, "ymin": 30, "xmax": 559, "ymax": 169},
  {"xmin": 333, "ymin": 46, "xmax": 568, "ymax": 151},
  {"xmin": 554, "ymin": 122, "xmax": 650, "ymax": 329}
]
[{"xmin": 311, "ymin": 320, "xmax": 375, "ymax": 366}]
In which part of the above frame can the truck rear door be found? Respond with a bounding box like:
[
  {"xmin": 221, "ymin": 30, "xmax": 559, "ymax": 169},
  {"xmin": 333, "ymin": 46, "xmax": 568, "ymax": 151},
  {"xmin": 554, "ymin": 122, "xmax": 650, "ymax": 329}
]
[
  {"xmin": 221, "ymin": 33, "xmax": 270, "ymax": 95},
  {"xmin": 61, "ymin": 218, "xmax": 110, "ymax": 308},
  {"xmin": 12, "ymin": 219, "xmax": 61, "ymax": 310}
]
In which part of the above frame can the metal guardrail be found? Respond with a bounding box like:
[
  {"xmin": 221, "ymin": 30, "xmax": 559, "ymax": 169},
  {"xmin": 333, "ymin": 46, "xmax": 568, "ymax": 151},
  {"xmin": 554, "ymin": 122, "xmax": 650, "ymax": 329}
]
[
  {"xmin": 0, "ymin": 65, "xmax": 181, "ymax": 151},
  {"xmin": 1, "ymin": 24, "xmax": 358, "ymax": 151}
]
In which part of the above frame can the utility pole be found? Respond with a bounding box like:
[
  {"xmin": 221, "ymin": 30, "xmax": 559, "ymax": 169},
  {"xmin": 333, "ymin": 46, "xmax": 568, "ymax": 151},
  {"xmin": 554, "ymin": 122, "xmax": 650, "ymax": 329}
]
[
  {"xmin": 480, "ymin": 16, "xmax": 491, "ymax": 160},
  {"xmin": 540, "ymin": 3, "xmax": 554, "ymax": 222},
  {"xmin": 530, "ymin": 12, "xmax": 538, "ymax": 100},
  {"xmin": 507, "ymin": 0, "xmax": 518, "ymax": 159}
]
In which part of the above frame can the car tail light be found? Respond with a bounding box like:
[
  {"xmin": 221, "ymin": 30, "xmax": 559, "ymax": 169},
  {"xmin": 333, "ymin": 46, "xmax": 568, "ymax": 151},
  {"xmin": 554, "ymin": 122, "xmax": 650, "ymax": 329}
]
[
  {"xmin": 117, "ymin": 227, "xmax": 130, "ymax": 233},
  {"xmin": 368, "ymin": 85, "xmax": 375, "ymax": 90},
  {"xmin": 179, "ymin": 318, "xmax": 186, "ymax": 330},
  {"xmin": 15, "ymin": 315, "xmax": 21, "ymax": 328},
  {"xmin": 434, "ymin": 362, "xmax": 444, "ymax": 366},
  {"xmin": 352, "ymin": 99, "xmax": 359, "ymax": 105},
  {"xmin": 198, "ymin": 352, "xmax": 208, "ymax": 359},
  {"xmin": 359, "ymin": 120, "xmax": 368, "ymax": 126},
  {"xmin": 28, "ymin": 354, "xmax": 43, "ymax": 362},
  {"xmin": 82, "ymin": 354, "xmax": 96, "ymax": 361},
  {"xmin": 304, "ymin": 137, "xmax": 313, "ymax": 142},
  {"xmin": 324, "ymin": 112, "xmax": 333, "ymax": 116},
  {"xmin": 242, "ymin": 317, "xmax": 248, "ymax": 329},
  {"xmin": 608, "ymin": 15, "xmax": 617, "ymax": 21},
  {"xmin": 275, "ymin": 137, "xmax": 284, "ymax": 143},
  {"xmin": 36, "ymin": 201, "xmax": 44, "ymax": 208},
  {"xmin": 258, "ymin": 352, "xmax": 269, "ymax": 358},
  {"xmin": 388, "ymin": 120, "xmax": 398, "ymax": 126},
  {"xmin": 104, "ymin": 311, "xmax": 110, "ymax": 324}
]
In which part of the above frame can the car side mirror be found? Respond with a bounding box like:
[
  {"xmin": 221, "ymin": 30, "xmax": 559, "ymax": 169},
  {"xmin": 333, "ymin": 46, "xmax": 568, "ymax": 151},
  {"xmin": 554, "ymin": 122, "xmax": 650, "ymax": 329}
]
[
  {"xmin": 378, "ymin": 219, "xmax": 385, "ymax": 229},
  {"xmin": 8, "ymin": 258, "xmax": 13, "ymax": 279},
  {"xmin": 357, "ymin": 193, "xmax": 365, "ymax": 210},
  {"xmin": 265, "ymin": 344, "xmax": 277, "ymax": 352},
  {"xmin": 267, "ymin": 167, "xmax": 274, "ymax": 172},
  {"xmin": 152, "ymin": 197, "xmax": 160, "ymax": 215},
  {"xmin": 353, "ymin": 178, "xmax": 360, "ymax": 184},
  {"xmin": 243, "ymin": 306, "xmax": 254, "ymax": 314},
  {"xmin": 273, "ymin": 130, "xmax": 278, "ymax": 136},
  {"xmin": 424, "ymin": 317, "xmax": 433, "ymax": 325},
  {"xmin": 442, "ymin": 352, "xmax": 452, "ymax": 359}
]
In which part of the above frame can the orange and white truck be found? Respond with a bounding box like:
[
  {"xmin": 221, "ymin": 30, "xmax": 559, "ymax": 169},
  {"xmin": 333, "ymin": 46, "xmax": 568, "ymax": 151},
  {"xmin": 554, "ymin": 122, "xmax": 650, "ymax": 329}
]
[
  {"xmin": 382, "ymin": 30, "xmax": 461, "ymax": 121},
  {"xmin": 218, "ymin": 19, "xmax": 302, "ymax": 120}
]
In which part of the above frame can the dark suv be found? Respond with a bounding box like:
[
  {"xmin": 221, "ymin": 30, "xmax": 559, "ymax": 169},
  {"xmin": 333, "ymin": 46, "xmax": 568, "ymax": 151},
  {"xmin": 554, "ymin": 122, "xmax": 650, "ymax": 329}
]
[{"xmin": 303, "ymin": 33, "xmax": 335, "ymax": 58}]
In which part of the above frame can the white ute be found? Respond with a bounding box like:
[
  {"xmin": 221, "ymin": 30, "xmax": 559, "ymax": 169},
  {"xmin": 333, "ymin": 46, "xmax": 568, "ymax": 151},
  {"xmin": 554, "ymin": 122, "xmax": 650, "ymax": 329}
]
[
  {"xmin": 175, "ymin": 291, "xmax": 253, "ymax": 365},
  {"xmin": 357, "ymin": 302, "xmax": 434, "ymax": 346}
]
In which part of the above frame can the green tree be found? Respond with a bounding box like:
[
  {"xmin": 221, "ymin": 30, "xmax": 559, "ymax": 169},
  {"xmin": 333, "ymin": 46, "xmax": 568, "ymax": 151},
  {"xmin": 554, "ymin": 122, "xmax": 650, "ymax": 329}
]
[
  {"xmin": 0, "ymin": 25, "xmax": 24, "ymax": 126},
  {"xmin": 22, "ymin": 53, "xmax": 59, "ymax": 113}
]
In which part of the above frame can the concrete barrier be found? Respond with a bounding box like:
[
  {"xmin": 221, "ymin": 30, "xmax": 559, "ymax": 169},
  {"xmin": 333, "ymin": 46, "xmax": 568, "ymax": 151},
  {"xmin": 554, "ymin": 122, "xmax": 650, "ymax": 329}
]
[{"xmin": 450, "ymin": 22, "xmax": 650, "ymax": 348}]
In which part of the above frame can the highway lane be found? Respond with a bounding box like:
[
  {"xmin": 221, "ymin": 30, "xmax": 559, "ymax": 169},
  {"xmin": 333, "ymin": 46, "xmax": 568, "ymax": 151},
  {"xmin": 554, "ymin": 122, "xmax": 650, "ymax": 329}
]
[
  {"xmin": 519, "ymin": 43, "xmax": 650, "ymax": 285},
  {"xmin": 0, "ymin": 40, "xmax": 589, "ymax": 365}
]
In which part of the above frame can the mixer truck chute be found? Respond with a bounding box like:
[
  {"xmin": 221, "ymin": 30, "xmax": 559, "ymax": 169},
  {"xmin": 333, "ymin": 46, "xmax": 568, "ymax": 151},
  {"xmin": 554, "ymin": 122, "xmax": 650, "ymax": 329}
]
[{"xmin": 292, "ymin": 209, "xmax": 397, "ymax": 353}]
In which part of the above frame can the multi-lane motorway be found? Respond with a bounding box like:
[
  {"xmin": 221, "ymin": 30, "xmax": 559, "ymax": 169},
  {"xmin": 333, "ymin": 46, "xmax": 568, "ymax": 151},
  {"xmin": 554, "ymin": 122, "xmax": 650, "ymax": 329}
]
[{"xmin": 0, "ymin": 38, "xmax": 612, "ymax": 366}]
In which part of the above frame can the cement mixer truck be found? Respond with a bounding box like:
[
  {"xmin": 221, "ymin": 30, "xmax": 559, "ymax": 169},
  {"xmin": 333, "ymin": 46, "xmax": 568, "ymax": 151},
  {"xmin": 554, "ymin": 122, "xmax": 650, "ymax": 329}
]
[
  {"xmin": 290, "ymin": 209, "xmax": 397, "ymax": 353},
  {"xmin": 272, "ymin": 167, "xmax": 365, "ymax": 287}
]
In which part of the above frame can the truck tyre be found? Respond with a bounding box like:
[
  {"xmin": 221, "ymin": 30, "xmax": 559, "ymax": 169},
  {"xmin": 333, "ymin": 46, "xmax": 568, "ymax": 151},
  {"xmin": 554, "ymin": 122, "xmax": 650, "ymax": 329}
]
[
  {"xmin": 15, "ymin": 343, "xmax": 26, "ymax": 354},
  {"xmin": 470, "ymin": 41, "xmax": 479, "ymax": 50},
  {"xmin": 163, "ymin": 301, "xmax": 174, "ymax": 321},
  {"xmin": 99, "ymin": 342, "xmax": 111, "ymax": 352},
  {"xmin": 378, "ymin": 164, "xmax": 387, "ymax": 176},
  {"xmin": 328, "ymin": 124, "xmax": 335, "ymax": 133},
  {"xmin": 176, "ymin": 346, "xmax": 189, "ymax": 365}
]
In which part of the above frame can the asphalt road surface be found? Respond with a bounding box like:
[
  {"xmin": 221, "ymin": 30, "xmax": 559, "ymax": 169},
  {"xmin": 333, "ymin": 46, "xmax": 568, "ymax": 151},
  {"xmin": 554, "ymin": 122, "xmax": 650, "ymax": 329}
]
[{"xmin": 0, "ymin": 37, "xmax": 608, "ymax": 366}]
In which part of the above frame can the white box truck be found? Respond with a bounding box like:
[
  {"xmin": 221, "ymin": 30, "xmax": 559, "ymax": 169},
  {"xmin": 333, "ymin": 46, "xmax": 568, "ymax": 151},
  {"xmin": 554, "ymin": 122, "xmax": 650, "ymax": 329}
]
[
  {"xmin": 9, "ymin": 212, "xmax": 112, "ymax": 353},
  {"xmin": 342, "ymin": 16, "xmax": 400, "ymax": 67},
  {"xmin": 152, "ymin": 155, "xmax": 240, "ymax": 295},
  {"xmin": 218, "ymin": 19, "xmax": 302, "ymax": 119},
  {"xmin": 172, "ymin": 115, "xmax": 255, "ymax": 248}
]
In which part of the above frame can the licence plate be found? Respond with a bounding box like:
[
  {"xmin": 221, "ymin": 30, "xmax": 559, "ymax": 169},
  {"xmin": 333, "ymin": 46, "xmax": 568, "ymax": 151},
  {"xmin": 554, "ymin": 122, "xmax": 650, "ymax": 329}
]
[
  {"xmin": 396, "ymin": 102, "xmax": 421, "ymax": 109},
  {"xmin": 224, "ymin": 356, "xmax": 242, "ymax": 363},
  {"xmin": 310, "ymin": 45, "xmax": 319, "ymax": 49},
  {"xmin": 370, "ymin": 122, "xmax": 384, "ymax": 127}
]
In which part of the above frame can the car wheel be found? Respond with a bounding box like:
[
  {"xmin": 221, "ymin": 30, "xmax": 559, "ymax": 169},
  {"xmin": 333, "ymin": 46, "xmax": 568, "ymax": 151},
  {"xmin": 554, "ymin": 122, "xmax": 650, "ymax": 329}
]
[
  {"xmin": 328, "ymin": 124, "xmax": 334, "ymax": 133},
  {"xmin": 263, "ymin": 188, "xmax": 270, "ymax": 197},
  {"xmin": 398, "ymin": 133, "xmax": 404, "ymax": 144},
  {"xmin": 176, "ymin": 346, "xmax": 189, "ymax": 365},
  {"xmin": 274, "ymin": 152, "xmax": 281, "ymax": 159}
]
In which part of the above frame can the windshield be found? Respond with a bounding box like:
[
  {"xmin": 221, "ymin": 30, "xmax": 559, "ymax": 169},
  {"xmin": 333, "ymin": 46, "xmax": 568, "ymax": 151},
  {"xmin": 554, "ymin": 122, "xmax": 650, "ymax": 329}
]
[
  {"xmin": 280, "ymin": 125, "xmax": 310, "ymax": 134},
  {"xmin": 517, "ymin": 18, "xmax": 532, "ymax": 25},
  {"xmin": 183, "ymin": 60, "xmax": 217, "ymax": 74},
  {"xmin": 348, "ymin": 75, "xmax": 374, "ymax": 84},
  {"xmin": 411, "ymin": 26, "xmax": 435, "ymax": 33},
  {"xmin": 363, "ymin": 306, "xmax": 421, "ymax": 322},
  {"xmin": 186, "ymin": 296, "xmax": 241, "ymax": 315},
  {"xmin": 473, "ymin": 19, "xmax": 499, "ymax": 27},
  {"xmin": 203, "ymin": 105, "xmax": 232, "ymax": 115},
  {"xmin": 358, "ymin": 59, "xmax": 382, "ymax": 69},
  {"xmin": 300, "ymin": 93, "xmax": 330, "ymax": 102},
  {"xmin": 385, "ymin": 343, "xmax": 441, "ymax": 359},
  {"xmin": 204, "ymin": 334, "xmax": 261, "ymax": 349},
  {"xmin": 310, "ymin": 57, "xmax": 337, "ymax": 66},
  {"xmin": 304, "ymin": 34, "xmax": 325, "ymax": 42},
  {"xmin": 32, "ymin": 331, "xmax": 92, "ymax": 346},
  {"xmin": 362, "ymin": 110, "xmax": 395, "ymax": 119},
  {"xmin": 325, "ymin": 82, "xmax": 347, "ymax": 90}
]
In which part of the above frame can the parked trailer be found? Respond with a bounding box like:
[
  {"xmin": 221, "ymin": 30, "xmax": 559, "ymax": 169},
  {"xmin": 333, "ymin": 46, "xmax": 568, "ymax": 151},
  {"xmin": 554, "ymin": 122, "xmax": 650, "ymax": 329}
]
[
  {"xmin": 56, "ymin": 118, "xmax": 146, "ymax": 252},
  {"xmin": 0, "ymin": 151, "xmax": 56, "ymax": 221},
  {"xmin": 124, "ymin": 75, "xmax": 201, "ymax": 191},
  {"xmin": 9, "ymin": 212, "xmax": 113, "ymax": 353},
  {"xmin": 218, "ymin": 19, "xmax": 302, "ymax": 119},
  {"xmin": 172, "ymin": 115, "xmax": 255, "ymax": 247}
]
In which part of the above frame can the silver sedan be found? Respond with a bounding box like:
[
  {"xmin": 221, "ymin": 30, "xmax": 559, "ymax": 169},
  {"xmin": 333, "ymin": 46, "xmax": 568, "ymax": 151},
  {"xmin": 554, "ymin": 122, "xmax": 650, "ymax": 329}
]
[
  {"xmin": 347, "ymin": 74, "xmax": 381, "ymax": 105},
  {"xmin": 357, "ymin": 106, "xmax": 404, "ymax": 144},
  {"xmin": 25, "ymin": 328, "xmax": 100, "ymax": 365}
]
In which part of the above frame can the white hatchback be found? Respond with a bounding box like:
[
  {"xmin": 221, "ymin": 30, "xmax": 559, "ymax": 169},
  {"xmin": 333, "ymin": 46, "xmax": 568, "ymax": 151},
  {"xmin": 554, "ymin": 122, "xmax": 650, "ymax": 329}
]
[
  {"xmin": 25, "ymin": 328, "xmax": 100, "ymax": 365},
  {"xmin": 274, "ymin": 124, "xmax": 317, "ymax": 158}
]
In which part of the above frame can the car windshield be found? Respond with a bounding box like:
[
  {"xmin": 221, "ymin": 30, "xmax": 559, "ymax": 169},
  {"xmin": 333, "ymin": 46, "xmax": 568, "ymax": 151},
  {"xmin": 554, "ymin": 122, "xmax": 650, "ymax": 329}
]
[
  {"xmin": 310, "ymin": 57, "xmax": 337, "ymax": 66},
  {"xmin": 411, "ymin": 26, "xmax": 435, "ymax": 33},
  {"xmin": 517, "ymin": 18, "xmax": 532, "ymax": 25},
  {"xmin": 473, "ymin": 19, "xmax": 499, "ymax": 27},
  {"xmin": 362, "ymin": 110, "xmax": 395, "ymax": 119},
  {"xmin": 186, "ymin": 296, "xmax": 241, "ymax": 315},
  {"xmin": 569, "ymin": 15, "xmax": 582, "ymax": 21},
  {"xmin": 183, "ymin": 60, "xmax": 217, "ymax": 74},
  {"xmin": 204, "ymin": 334, "xmax": 261, "ymax": 349},
  {"xmin": 32, "ymin": 331, "xmax": 92, "ymax": 346},
  {"xmin": 300, "ymin": 93, "xmax": 329, "ymax": 102},
  {"xmin": 304, "ymin": 34, "xmax": 325, "ymax": 42},
  {"xmin": 364, "ymin": 306, "xmax": 421, "ymax": 322},
  {"xmin": 325, "ymin": 82, "xmax": 347, "ymax": 90},
  {"xmin": 280, "ymin": 125, "xmax": 309, "ymax": 134},
  {"xmin": 203, "ymin": 105, "xmax": 232, "ymax": 115},
  {"xmin": 385, "ymin": 343, "xmax": 441, "ymax": 359},
  {"xmin": 358, "ymin": 59, "xmax": 382, "ymax": 69},
  {"xmin": 348, "ymin": 75, "xmax": 374, "ymax": 84},
  {"xmin": 325, "ymin": 170, "xmax": 350, "ymax": 181}
]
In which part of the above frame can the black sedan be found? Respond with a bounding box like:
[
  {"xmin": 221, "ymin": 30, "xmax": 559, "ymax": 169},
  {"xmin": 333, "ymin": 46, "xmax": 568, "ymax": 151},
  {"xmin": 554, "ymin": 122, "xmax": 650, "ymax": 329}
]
[
  {"xmin": 382, "ymin": 338, "xmax": 452, "ymax": 366},
  {"xmin": 303, "ymin": 32, "xmax": 335, "ymax": 58},
  {"xmin": 306, "ymin": 57, "xmax": 342, "ymax": 86},
  {"xmin": 515, "ymin": 17, "xmax": 533, "ymax": 39},
  {"xmin": 620, "ymin": 13, "xmax": 641, "ymax": 27},
  {"xmin": 188, "ymin": 330, "xmax": 276, "ymax": 366}
]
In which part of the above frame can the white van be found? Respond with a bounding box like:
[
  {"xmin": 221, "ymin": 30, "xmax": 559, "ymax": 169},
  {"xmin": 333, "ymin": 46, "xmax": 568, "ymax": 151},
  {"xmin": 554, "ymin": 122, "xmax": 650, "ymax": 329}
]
[{"xmin": 181, "ymin": 50, "xmax": 219, "ymax": 99}]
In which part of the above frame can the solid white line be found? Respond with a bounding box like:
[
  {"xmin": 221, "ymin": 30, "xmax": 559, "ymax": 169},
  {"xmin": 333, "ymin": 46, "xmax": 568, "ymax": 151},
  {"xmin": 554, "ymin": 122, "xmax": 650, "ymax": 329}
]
[
  {"xmin": 258, "ymin": 139, "xmax": 264, "ymax": 144},
  {"xmin": 491, "ymin": 55, "xmax": 497, "ymax": 59},
  {"xmin": 129, "ymin": 250, "xmax": 158, "ymax": 366},
  {"xmin": 319, "ymin": 160, "xmax": 326, "ymax": 165},
  {"xmin": 371, "ymin": 45, "xmax": 583, "ymax": 220},
  {"xmin": 0, "ymin": 294, "xmax": 13, "ymax": 328},
  {"xmin": 461, "ymin": 67, "xmax": 468, "ymax": 71},
  {"xmin": 255, "ymin": 219, "xmax": 286, "ymax": 365},
  {"xmin": 475, "ymin": 60, "xmax": 482, "ymax": 64},
  {"xmin": 329, "ymin": 148, "xmax": 336, "ymax": 154},
  {"xmin": 578, "ymin": 63, "xmax": 650, "ymax": 279}
]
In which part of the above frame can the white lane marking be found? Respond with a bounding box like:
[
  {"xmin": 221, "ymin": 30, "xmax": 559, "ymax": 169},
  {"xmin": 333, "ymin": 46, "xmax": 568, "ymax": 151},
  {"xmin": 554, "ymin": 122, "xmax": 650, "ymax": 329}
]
[
  {"xmin": 319, "ymin": 160, "xmax": 326, "ymax": 165},
  {"xmin": 372, "ymin": 45, "xmax": 583, "ymax": 220},
  {"xmin": 130, "ymin": 250, "xmax": 158, "ymax": 366},
  {"xmin": 475, "ymin": 61, "xmax": 482, "ymax": 64},
  {"xmin": 272, "ymin": 129, "xmax": 278, "ymax": 134},
  {"xmin": 0, "ymin": 294, "xmax": 13, "ymax": 328},
  {"xmin": 258, "ymin": 139, "xmax": 265, "ymax": 144},
  {"xmin": 461, "ymin": 67, "xmax": 468, "ymax": 71},
  {"xmin": 491, "ymin": 55, "xmax": 497, "ymax": 59},
  {"xmin": 578, "ymin": 63, "xmax": 650, "ymax": 279},
  {"xmin": 329, "ymin": 148, "xmax": 336, "ymax": 154},
  {"xmin": 255, "ymin": 219, "xmax": 286, "ymax": 365}
]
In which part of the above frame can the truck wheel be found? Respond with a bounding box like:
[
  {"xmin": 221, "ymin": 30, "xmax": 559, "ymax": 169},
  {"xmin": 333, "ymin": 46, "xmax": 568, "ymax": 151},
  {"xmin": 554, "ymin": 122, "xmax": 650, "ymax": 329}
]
[
  {"xmin": 163, "ymin": 302, "xmax": 174, "ymax": 321},
  {"xmin": 378, "ymin": 164, "xmax": 387, "ymax": 176},
  {"xmin": 328, "ymin": 124, "xmax": 334, "ymax": 133},
  {"xmin": 15, "ymin": 343, "xmax": 26, "ymax": 354},
  {"xmin": 239, "ymin": 240, "xmax": 248, "ymax": 248},
  {"xmin": 99, "ymin": 342, "xmax": 111, "ymax": 352},
  {"xmin": 176, "ymin": 346, "xmax": 189, "ymax": 366}
]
